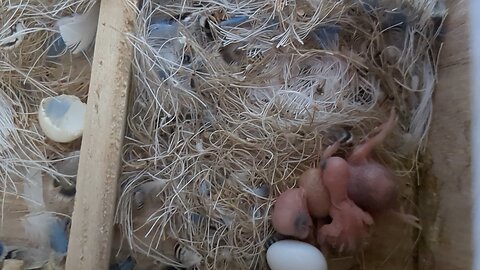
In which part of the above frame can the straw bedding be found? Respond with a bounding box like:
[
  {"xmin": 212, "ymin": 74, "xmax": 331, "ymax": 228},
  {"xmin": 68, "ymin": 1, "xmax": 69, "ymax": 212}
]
[
  {"xmin": 116, "ymin": 0, "xmax": 445, "ymax": 269},
  {"xmin": 0, "ymin": 0, "xmax": 446, "ymax": 269}
]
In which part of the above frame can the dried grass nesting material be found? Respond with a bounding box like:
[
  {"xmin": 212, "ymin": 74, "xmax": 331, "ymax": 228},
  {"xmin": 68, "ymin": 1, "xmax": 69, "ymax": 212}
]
[
  {"xmin": 0, "ymin": 0, "xmax": 98, "ymax": 268},
  {"xmin": 113, "ymin": 0, "xmax": 446, "ymax": 269},
  {"xmin": 0, "ymin": 0, "xmax": 97, "ymax": 194}
]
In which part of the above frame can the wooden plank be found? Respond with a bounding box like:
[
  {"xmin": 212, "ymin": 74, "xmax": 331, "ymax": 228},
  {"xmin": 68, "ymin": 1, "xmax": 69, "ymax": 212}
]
[
  {"xmin": 0, "ymin": 195, "xmax": 29, "ymax": 245},
  {"xmin": 471, "ymin": 0, "xmax": 480, "ymax": 268},
  {"xmin": 65, "ymin": 0, "xmax": 136, "ymax": 269},
  {"xmin": 419, "ymin": 0, "xmax": 473, "ymax": 269}
]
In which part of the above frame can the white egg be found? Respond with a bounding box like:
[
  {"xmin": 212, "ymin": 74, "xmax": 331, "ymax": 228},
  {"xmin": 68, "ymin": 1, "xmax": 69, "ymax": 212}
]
[
  {"xmin": 38, "ymin": 95, "xmax": 86, "ymax": 143},
  {"xmin": 266, "ymin": 240, "xmax": 328, "ymax": 270}
]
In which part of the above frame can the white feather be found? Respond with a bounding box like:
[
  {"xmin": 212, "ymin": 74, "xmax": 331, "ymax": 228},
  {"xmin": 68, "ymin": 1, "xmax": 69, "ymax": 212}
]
[
  {"xmin": 6, "ymin": 168, "xmax": 52, "ymax": 269},
  {"xmin": 197, "ymin": 180, "xmax": 211, "ymax": 197},
  {"xmin": 21, "ymin": 165, "xmax": 67, "ymax": 266},
  {"xmin": 195, "ymin": 141, "xmax": 205, "ymax": 152},
  {"xmin": 0, "ymin": 22, "xmax": 26, "ymax": 50},
  {"xmin": 246, "ymin": 55, "xmax": 351, "ymax": 118},
  {"xmin": 2, "ymin": 247, "xmax": 49, "ymax": 269},
  {"xmin": 215, "ymin": 206, "xmax": 234, "ymax": 227},
  {"xmin": 409, "ymin": 61, "xmax": 435, "ymax": 151},
  {"xmin": 229, "ymin": 171, "xmax": 249, "ymax": 184},
  {"xmin": 23, "ymin": 168, "xmax": 45, "ymax": 213},
  {"xmin": 22, "ymin": 213, "xmax": 55, "ymax": 249},
  {"xmin": 23, "ymin": 167, "xmax": 58, "ymax": 249},
  {"xmin": 56, "ymin": 2, "xmax": 100, "ymax": 54},
  {"xmin": 175, "ymin": 244, "xmax": 202, "ymax": 268},
  {"xmin": 142, "ymin": 179, "xmax": 168, "ymax": 196},
  {"xmin": 21, "ymin": 213, "xmax": 68, "ymax": 268}
]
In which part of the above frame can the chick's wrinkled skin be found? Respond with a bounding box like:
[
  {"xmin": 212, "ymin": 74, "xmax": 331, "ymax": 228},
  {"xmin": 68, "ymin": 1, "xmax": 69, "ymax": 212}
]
[
  {"xmin": 348, "ymin": 163, "xmax": 398, "ymax": 213},
  {"xmin": 272, "ymin": 188, "xmax": 313, "ymax": 239},
  {"xmin": 347, "ymin": 109, "xmax": 421, "ymax": 228},
  {"xmin": 317, "ymin": 109, "xmax": 418, "ymax": 252},
  {"xmin": 318, "ymin": 156, "xmax": 374, "ymax": 252},
  {"xmin": 274, "ymin": 109, "xmax": 418, "ymax": 251},
  {"xmin": 346, "ymin": 108, "xmax": 399, "ymax": 213},
  {"xmin": 298, "ymin": 168, "xmax": 330, "ymax": 218}
]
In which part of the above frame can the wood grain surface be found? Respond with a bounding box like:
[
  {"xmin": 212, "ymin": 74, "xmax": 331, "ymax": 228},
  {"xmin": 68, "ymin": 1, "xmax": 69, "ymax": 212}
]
[
  {"xmin": 65, "ymin": 0, "xmax": 136, "ymax": 269},
  {"xmin": 419, "ymin": 0, "xmax": 473, "ymax": 270}
]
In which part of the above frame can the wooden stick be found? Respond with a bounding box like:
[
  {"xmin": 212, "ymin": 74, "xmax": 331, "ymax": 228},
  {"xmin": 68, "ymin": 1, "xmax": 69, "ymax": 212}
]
[{"xmin": 65, "ymin": 1, "xmax": 136, "ymax": 269}]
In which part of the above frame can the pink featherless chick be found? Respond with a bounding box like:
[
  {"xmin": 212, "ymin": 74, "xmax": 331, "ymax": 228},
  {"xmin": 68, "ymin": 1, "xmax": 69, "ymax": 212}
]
[
  {"xmin": 317, "ymin": 108, "xmax": 420, "ymax": 252},
  {"xmin": 346, "ymin": 108, "xmax": 399, "ymax": 212},
  {"xmin": 297, "ymin": 148, "xmax": 336, "ymax": 219},
  {"xmin": 271, "ymin": 188, "xmax": 314, "ymax": 239},
  {"xmin": 346, "ymin": 108, "xmax": 420, "ymax": 227},
  {"xmin": 297, "ymin": 128, "xmax": 354, "ymax": 219},
  {"xmin": 317, "ymin": 142, "xmax": 374, "ymax": 252}
]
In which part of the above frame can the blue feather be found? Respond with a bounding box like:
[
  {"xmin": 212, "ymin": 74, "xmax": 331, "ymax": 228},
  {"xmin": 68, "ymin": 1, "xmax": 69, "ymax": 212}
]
[
  {"xmin": 312, "ymin": 25, "xmax": 340, "ymax": 50},
  {"xmin": 49, "ymin": 218, "xmax": 68, "ymax": 254},
  {"xmin": 148, "ymin": 17, "xmax": 179, "ymax": 40},
  {"xmin": 0, "ymin": 242, "xmax": 4, "ymax": 259},
  {"xmin": 156, "ymin": 68, "xmax": 169, "ymax": 80},
  {"xmin": 147, "ymin": 17, "xmax": 181, "ymax": 81},
  {"xmin": 219, "ymin": 16, "xmax": 249, "ymax": 27},
  {"xmin": 109, "ymin": 256, "xmax": 135, "ymax": 270},
  {"xmin": 47, "ymin": 32, "xmax": 67, "ymax": 58},
  {"xmin": 189, "ymin": 212, "xmax": 204, "ymax": 225},
  {"xmin": 382, "ymin": 11, "xmax": 408, "ymax": 30},
  {"xmin": 360, "ymin": 0, "xmax": 379, "ymax": 13},
  {"xmin": 249, "ymin": 185, "xmax": 269, "ymax": 198}
]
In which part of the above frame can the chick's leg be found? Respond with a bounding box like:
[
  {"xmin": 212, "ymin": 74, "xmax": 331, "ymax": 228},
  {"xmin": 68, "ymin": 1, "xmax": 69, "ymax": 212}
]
[{"xmin": 348, "ymin": 108, "xmax": 397, "ymax": 164}]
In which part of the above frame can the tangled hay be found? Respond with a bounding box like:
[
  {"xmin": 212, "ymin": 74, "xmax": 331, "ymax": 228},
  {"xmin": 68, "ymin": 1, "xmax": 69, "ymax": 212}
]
[
  {"xmin": 0, "ymin": 0, "xmax": 446, "ymax": 268},
  {"xmin": 0, "ymin": 0, "xmax": 96, "ymax": 266},
  {"xmin": 0, "ymin": 0, "xmax": 95, "ymax": 193},
  {"xmin": 117, "ymin": 0, "xmax": 446, "ymax": 269}
]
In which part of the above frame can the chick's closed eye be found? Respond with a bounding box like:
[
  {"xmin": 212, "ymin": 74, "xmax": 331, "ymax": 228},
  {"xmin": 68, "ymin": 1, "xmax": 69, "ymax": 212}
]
[{"xmin": 272, "ymin": 188, "xmax": 313, "ymax": 239}]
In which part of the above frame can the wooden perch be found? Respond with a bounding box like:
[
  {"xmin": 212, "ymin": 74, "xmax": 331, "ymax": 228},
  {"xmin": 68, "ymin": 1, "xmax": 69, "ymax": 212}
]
[{"xmin": 65, "ymin": 0, "xmax": 136, "ymax": 269}]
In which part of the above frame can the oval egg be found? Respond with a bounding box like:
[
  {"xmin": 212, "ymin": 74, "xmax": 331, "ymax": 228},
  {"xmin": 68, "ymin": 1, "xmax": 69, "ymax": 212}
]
[
  {"xmin": 38, "ymin": 95, "xmax": 86, "ymax": 143},
  {"xmin": 267, "ymin": 240, "xmax": 327, "ymax": 270}
]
